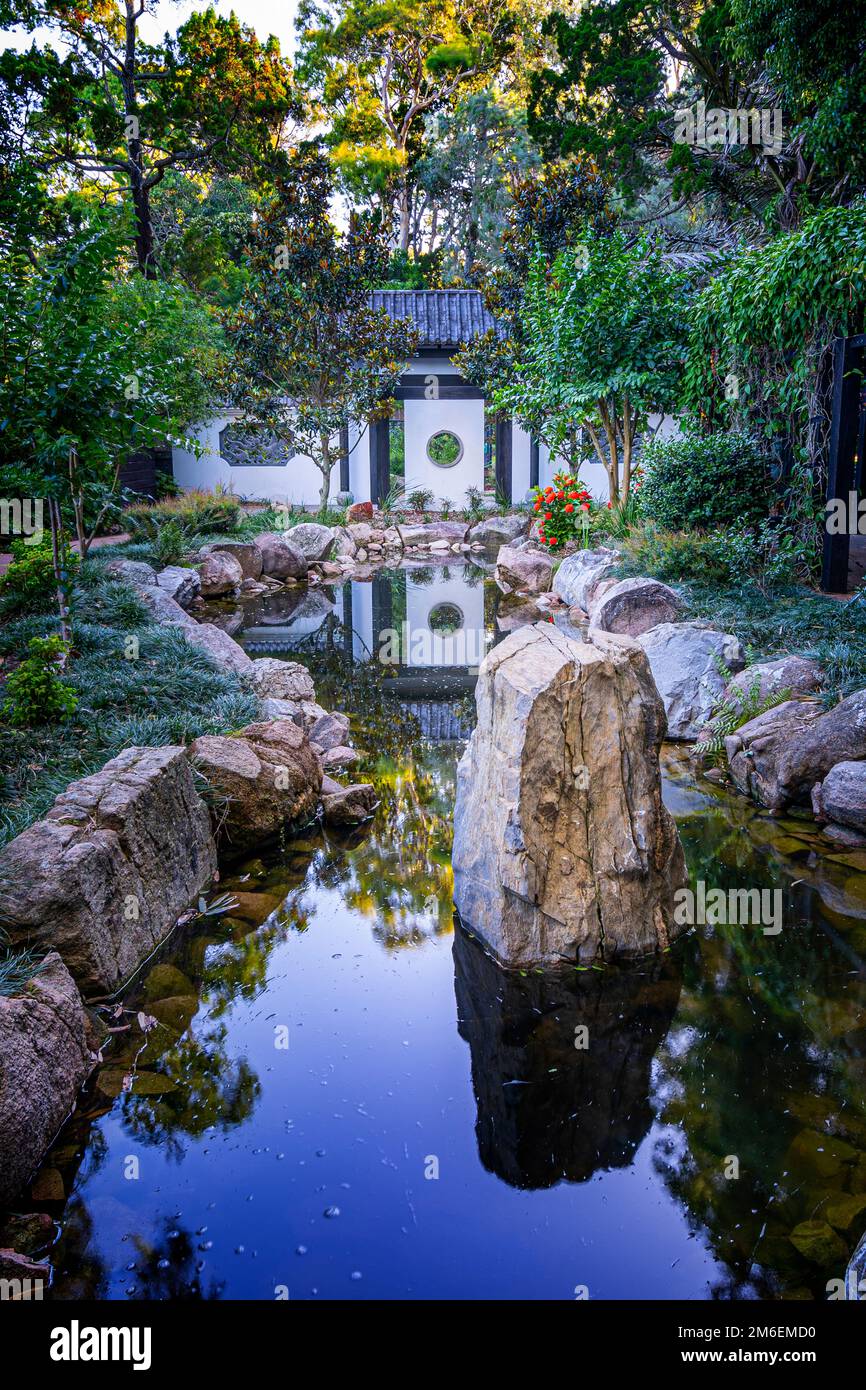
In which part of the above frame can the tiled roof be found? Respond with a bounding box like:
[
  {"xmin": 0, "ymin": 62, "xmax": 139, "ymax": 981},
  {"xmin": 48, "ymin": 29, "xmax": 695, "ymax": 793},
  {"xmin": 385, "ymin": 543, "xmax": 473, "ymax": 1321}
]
[{"xmin": 370, "ymin": 289, "xmax": 500, "ymax": 349}]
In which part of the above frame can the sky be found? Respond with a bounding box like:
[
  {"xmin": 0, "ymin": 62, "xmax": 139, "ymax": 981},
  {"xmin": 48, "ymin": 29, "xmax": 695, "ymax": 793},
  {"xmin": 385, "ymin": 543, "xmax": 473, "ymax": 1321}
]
[{"xmin": 2, "ymin": 1, "xmax": 301, "ymax": 55}]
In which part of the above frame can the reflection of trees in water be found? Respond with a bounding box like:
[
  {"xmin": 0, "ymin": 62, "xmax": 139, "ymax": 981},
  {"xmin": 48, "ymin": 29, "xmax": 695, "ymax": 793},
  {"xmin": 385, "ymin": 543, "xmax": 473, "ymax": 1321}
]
[
  {"xmin": 453, "ymin": 925, "xmax": 682, "ymax": 1189},
  {"xmin": 130, "ymin": 1217, "xmax": 224, "ymax": 1300},
  {"xmin": 49, "ymin": 1196, "xmax": 111, "ymax": 1301}
]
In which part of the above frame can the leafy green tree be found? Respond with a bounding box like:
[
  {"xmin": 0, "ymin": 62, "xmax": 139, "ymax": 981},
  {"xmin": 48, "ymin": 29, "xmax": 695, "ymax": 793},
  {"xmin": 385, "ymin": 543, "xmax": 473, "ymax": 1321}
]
[
  {"xmin": 0, "ymin": 212, "xmax": 225, "ymax": 567},
  {"xmin": 296, "ymin": 0, "xmax": 518, "ymax": 252},
  {"xmin": 225, "ymin": 147, "xmax": 420, "ymax": 509},
  {"xmin": 1, "ymin": 2, "xmax": 303, "ymax": 273},
  {"xmin": 150, "ymin": 173, "xmax": 256, "ymax": 308},
  {"xmin": 497, "ymin": 230, "xmax": 689, "ymax": 501},
  {"xmin": 527, "ymin": 0, "xmax": 866, "ymax": 231},
  {"xmin": 415, "ymin": 89, "xmax": 538, "ymax": 279}
]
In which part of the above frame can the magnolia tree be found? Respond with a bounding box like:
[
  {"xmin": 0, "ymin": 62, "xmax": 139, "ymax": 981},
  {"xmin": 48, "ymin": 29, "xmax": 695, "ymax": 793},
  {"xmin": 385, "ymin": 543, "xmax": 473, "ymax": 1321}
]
[
  {"xmin": 496, "ymin": 229, "xmax": 689, "ymax": 502},
  {"xmin": 226, "ymin": 149, "xmax": 420, "ymax": 509}
]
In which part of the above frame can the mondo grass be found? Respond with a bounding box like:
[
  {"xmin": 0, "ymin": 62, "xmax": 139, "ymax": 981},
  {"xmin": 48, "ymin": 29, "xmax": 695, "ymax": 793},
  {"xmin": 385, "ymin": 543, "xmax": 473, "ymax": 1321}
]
[{"xmin": 0, "ymin": 568, "xmax": 260, "ymax": 846}]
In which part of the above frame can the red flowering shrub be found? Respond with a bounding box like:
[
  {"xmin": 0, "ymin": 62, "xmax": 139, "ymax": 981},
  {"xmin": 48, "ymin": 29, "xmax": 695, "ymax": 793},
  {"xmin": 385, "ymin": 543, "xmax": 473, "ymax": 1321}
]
[{"xmin": 532, "ymin": 471, "xmax": 593, "ymax": 548}]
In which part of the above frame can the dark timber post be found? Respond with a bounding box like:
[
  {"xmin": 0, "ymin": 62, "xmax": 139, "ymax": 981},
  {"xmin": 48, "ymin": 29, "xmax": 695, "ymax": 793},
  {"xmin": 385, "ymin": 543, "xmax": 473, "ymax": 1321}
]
[
  {"xmin": 369, "ymin": 416, "xmax": 390, "ymax": 505},
  {"xmin": 529, "ymin": 436, "xmax": 539, "ymax": 490},
  {"xmin": 821, "ymin": 335, "xmax": 866, "ymax": 593},
  {"xmin": 495, "ymin": 414, "xmax": 513, "ymax": 503},
  {"xmin": 339, "ymin": 423, "xmax": 350, "ymax": 494}
]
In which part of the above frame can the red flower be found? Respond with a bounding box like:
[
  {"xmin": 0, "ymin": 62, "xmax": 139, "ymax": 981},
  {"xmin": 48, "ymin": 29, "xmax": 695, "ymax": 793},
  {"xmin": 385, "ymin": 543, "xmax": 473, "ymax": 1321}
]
[
  {"xmin": 556, "ymin": 490, "xmax": 565, "ymax": 499},
  {"xmin": 564, "ymin": 503, "xmax": 574, "ymax": 513},
  {"xmin": 581, "ymin": 502, "xmax": 590, "ymax": 512},
  {"xmin": 569, "ymin": 491, "xmax": 579, "ymax": 499},
  {"xmin": 549, "ymin": 536, "xmax": 558, "ymax": 544},
  {"xmin": 544, "ymin": 512, "xmax": 552, "ymax": 520}
]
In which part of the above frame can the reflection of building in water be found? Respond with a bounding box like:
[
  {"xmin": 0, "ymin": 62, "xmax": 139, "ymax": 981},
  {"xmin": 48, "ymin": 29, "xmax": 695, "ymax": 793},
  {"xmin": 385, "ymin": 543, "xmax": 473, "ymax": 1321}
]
[{"xmin": 453, "ymin": 926, "xmax": 682, "ymax": 1189}]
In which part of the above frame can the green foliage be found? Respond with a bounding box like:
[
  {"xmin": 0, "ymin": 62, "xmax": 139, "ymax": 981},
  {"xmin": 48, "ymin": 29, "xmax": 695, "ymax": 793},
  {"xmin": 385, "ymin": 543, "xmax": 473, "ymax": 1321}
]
[
  {"xmin": 497, "ymin": 230, "xmax": 689, "ymax": 500},
  {"xmin": 694, "ymin": 676, "xmax": 793, "ymax": 767},
  {"xmin": 1, "ymin": 635, "xmax": 78, "ymax": 728},
  {"xmin": 640, "ymin": 430, "xmax": 771, "ymax": 531},
  {"xmin": 127, "ymin": 491, "xmax": 242, "ymax": 540},
  {"xmin": 0, "ymin": 537, "xmax": 78, "ymax": 615},
  {"xmin": 463, "ymin": 485, "xmax": 485, "ymax": 520},
  {"xmin": 150, "ymin": 519, "xmax": 189, "ymax": 568},
  {"xmin": 406, "ymin": 487, "xmax": 435, "ymax": 512},
  {"xmin": 622, "ymin": 524, "xmax": 742, "ymax": 585},
  {"xmin": 0, "ymin": 936, "xmax": 44, "ymax": 998},
  {"xmin": 225, "ymin": 146, "xmax": 419, "ymax": 507}
]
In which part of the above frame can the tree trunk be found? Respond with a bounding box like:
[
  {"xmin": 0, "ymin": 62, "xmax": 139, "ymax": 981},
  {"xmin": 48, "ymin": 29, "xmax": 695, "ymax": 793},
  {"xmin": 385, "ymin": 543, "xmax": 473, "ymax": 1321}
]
[
  {"xmin": 123, "ymin": 0, "xmax": 156, "ymax": 278},
  {"xmin": 319, "ymin": 431, "xmax": 333, "ymax": 512},
  {"xmin": 48, "ymin": 497, "xmax": 73, "ymax": 648}
]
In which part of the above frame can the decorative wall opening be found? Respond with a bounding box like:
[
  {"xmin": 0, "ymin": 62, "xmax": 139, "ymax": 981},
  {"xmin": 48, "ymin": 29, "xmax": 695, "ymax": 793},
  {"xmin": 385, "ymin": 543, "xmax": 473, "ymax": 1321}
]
[
  {"xmin": 218, "ymin": 423, "xmax": 294, "ymax": 468},
  {"xmin": 426, "ymin": 429, "xmax": 464, "ymax": 468}
]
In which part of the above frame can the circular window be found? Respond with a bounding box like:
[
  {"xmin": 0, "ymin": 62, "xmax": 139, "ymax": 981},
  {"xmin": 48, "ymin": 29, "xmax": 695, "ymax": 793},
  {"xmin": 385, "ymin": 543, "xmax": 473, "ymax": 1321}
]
[
  {"xmin": 426, "ymin": 430, "xmax": 463, "ymax": 468},
  {"xmin": 428, "ymin": 602, "xmax": 464, "ymax": 635}
]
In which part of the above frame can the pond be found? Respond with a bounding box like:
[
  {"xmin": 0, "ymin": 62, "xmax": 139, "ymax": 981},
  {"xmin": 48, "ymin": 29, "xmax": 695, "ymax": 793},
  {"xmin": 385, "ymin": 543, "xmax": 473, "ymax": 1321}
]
[{"xmin": 40, "ymin": 559, "xmax": 866, "ymax": 1300}]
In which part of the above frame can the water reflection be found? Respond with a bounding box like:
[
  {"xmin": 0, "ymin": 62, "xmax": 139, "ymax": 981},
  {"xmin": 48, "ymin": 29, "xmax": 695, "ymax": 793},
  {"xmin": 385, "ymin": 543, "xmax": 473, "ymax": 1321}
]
[
  {"xmin": 13, "ymin": 562, "xmax": 866, "ymax": 1300},
  {"xmin": 454, "ymin": 926, "xmax": 682, "ymax": 1188}
]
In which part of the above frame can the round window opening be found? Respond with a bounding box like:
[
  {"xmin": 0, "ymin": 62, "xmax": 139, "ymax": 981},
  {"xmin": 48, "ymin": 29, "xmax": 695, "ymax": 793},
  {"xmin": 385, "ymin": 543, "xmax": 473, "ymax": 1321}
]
[
  {"xmin": 428, "ymin": 602, "xmax": 464, "ymax": 636},
  {"xmin": 426, "ymin": 429, "xmax": 463, "ymax": 468}
]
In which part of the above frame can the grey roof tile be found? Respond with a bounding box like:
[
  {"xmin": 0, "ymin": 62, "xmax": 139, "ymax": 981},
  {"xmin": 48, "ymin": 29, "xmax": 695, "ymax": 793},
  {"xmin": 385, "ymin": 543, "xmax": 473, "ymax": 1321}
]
[{"xmin": 369, "ymin": 289, "xmax": 500, "ymax": 348}]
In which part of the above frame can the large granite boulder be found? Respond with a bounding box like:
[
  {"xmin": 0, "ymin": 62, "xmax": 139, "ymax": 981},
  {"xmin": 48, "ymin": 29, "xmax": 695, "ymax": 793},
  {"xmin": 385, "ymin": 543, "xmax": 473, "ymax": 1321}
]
[
  {"xmin": 724, "ymin": 699, "xmax": 826, "ymax": 810},
  {"xmin": 154, "ymin": 565, "xmax": 200, "ymax": 609},
  {"xmin": 452, "ymin": 624, "xmax": 688, "ymax": 964},
  {"xmin": 637, "ymin": 621, "xmax": 746, "ymax": 740},
  {"xmin": 0, "ymin": 746, "xmax": 218, "ymax": 994},
  {"xmin": 0, "ymin": 954, "xmax": 92, "ymax": 1205},
  {"xmin": 468, "ymin": 514, "xmax": 530, "ymax": 549},
  {"xmin": 105, "ymin": 558, "xmax": 157, "ymax": 587},
  {"xmin": 134, "ymin": 584, "xmax": 194, "ymax": 627},
  {"xmin": 183, "ymin": 621, "xmax": 252, "ymax": 674},
  {"xmin": 398, "ymin": 520, "xmax": 469, "ymax": 548},
  {"xmin": 204, "ymin": 541, "xmax": 263, "ymax": 581},
  {"xmin": 197, "ymin": 550, "xmax": 243, "ymax": 597},
  {"xmin": 725, "ymin": 654, "xmax": 824, "ymax": 704},
  {"xmin": 733, "ymin": 688, "xmax": 866, "ymax": 811},
  {"xmin": 813, "ymin": 760, "xmax": 866, "ymax": 831},
  {"xmin": 552, "ymin": 547, "xmax": 618, "ymax": 612},
  {"xmin": 257, "ymin": 533, "xmax": 308, "ymax": 580},
  {"xmin": 283, "ymin": 522, "xmax": 335, "ymax": 562},
  {"xmin": 495, "ymin": 545, "xmax": 553, "ymax": 595},
  {"xmin": 191, "ymin": 719, "xmax": 322, "ymax": 851},
  {"xmin": 248, "ymin": 657, "xmax": 316, "ymax": 702},
  {"xmin": 589, "ymin": 576, "xmax": 683, "ymax": 639}
]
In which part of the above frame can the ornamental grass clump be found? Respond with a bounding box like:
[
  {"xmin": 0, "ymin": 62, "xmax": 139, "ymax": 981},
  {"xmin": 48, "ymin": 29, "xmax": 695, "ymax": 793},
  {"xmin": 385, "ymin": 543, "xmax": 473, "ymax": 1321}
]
[{"xmin": 532, "ymin": 470, "xmax": 592, "ymax": 548}]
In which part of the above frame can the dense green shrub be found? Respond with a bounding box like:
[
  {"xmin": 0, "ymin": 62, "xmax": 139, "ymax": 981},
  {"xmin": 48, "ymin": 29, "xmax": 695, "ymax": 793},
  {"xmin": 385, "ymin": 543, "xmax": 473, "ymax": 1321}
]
[
  {"xmin": 1, "ymin": 635, "xmax": 78, "ymax": 727},
  {"xmin": 639, "ymin": 430, "xmax": 771, "ymax": 531},
  {"xmin": 622, "ymin": 525, "xmax": 738, "ymax": 584},
  {"xmin": 0, "ymin": 538, "xmax": 79, "ymax": 615},
  {"xmin": 127, "ymin": 489, "xmax": 242, "ymax": 538}
]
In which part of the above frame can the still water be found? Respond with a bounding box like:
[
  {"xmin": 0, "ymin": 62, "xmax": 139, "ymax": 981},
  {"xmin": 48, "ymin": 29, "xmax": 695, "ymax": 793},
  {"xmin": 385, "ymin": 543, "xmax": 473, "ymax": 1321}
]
[{"xmin": 40, "ymin": 561, "xmax": 866, "ymax": 1300}]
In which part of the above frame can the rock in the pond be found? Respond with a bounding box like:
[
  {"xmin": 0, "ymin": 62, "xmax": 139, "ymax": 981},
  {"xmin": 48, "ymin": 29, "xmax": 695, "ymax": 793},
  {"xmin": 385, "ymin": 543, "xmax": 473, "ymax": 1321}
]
[
  {"xmin": 495, "ymin": 545, "xmax": 553, "ymax": 595},
  {"xmin": 153, "ymin": 565, "xmax": 200, "ymax": 609},
  {"xmin": 331, "ymin": 527, "xmax": 357, "ymax": 559},
  {"xmin": 551, "ymin": 547, "xmax": 618, "ymax": 612},
  {"xmin": 397, "ymin": 520, "xmax": 469, "ymax": 549},
  {"xmin": 637, "ymin": 621, "xmax": 746, "ymax": 740},
  {"xmin": 468, "ymin": 514, "xmax": 530, "ymax": 549},
  {"xmin": 248, "ymin": 657, "xmax": 316, "ymax": 702},
  {"xmin": 725, "ymin": 699, "xmax": 826, "ymax": 810},
  {"xmin": 0, "ymin": 747, "xmax": 218, "ymax": 994},
  {"xmin": 812, "ymin": 760, "xmax": 866, "ymax": 831},
  {"xmin": 319, "ymin": 745, "xmax": 359, "ymax": 769},
  {"xmin": 725, "ymin": 654, "xmax": 824, "ymax": 705},
  {"xmin": 191, "ymin": 719, "xmax": 322, "ymax": 851},
  {"xmin": 0, "ymin": 953, "xmax": 91, "ymax": 1206},
  {"xmin": 283, "ymin": 522, "xmax": 335, "ymax": 563},
  {"xmin": 588, "ymin": 576, "xmax": 683, "ymax": 639},
  {"xmin": 183, "ymin": 621, "xmax": 252, "ymax": 674},
  {"xmin": 204, "ymin": 540, "xmax": 263, "ymax": 581},
  {"xmin": 308, "ymin": 711, "xmax": 351, "ymax": 752},
  {"xmin": 452, "ymin": 624, "xmax": 688, "ymax": 964},
  {"xmin": 197, "ymin": 550, "xmax": 243, "ymax": 597},
  {"xmin": 788, "ymin": 1220, "xmax": 848, "ymax": 1267},
  {"xmin": 320, "ymin": 777, "xmax": 377, "ymax": 826},
  {"xmin": 728, "ymin": 689, "xmax": 866, "ymax": 811},
  {"xmin": 257, "ymin": 532, "xmax": 308, "ymax": 580}
]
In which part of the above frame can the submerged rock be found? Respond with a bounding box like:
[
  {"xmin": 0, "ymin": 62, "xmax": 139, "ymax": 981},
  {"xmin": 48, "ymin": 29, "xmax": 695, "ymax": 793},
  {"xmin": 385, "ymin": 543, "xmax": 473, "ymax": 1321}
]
[
  {"xmin": 248, "ymin": 657, "xmax": 316, "ymax": 702},
  {"xmin": 452, "ymin": 624, "xmax": 688, "ymax": 964},
  {"xmin": 197, "ymin": 550, "xmax": 243, "ymax": 597},
  {"xmin": 398, "ymin": 520, "xmax": 469, "ymax": 549},
  {"xmin": 320, "ymin": 776, "xmax": 377, "ymax": 826},
  {"xmin": 0, "ymin": 953, "xmax": 91, "ymax": 1206},
  {"xmin": 0, "ymin": 746, "xmax": 218, "ymax": 994},
  {"xmin": 191, "ymin": 719, "xmax": 322, "ymax": 851},
  {"xmin": 813, "ymin": 760, "xmax": 866, "ymax": 831}
]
